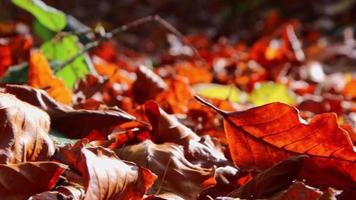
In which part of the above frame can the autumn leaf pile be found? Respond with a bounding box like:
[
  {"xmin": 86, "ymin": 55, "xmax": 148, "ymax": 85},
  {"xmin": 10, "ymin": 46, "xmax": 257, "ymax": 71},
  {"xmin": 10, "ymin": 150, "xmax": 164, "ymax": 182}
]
[{"xmin": 0, "ymin": 1, "xmax": 355, "ymax": 200}]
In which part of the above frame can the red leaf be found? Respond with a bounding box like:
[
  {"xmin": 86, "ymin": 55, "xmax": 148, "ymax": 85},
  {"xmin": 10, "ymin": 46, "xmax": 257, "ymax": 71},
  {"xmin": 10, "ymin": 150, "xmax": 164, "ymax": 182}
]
[
  {"xmin": 195, "ymin": 96, "xmax": 356, "ymax": 191},
  {"xmin": 0, "ymin": 161, "xmax": 66, "ymax": 199}
]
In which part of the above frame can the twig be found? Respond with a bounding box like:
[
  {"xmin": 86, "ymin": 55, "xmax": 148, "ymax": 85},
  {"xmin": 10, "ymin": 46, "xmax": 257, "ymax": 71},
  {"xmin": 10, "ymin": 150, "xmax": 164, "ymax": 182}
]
[{"xmin": 57, "ymin": 15, "xmax": 200, "ymax": 70}]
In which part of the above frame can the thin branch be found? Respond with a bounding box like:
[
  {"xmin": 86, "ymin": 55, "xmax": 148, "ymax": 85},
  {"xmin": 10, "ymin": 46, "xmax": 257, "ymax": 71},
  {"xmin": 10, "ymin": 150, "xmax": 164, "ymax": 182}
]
[{"xmin": 57, "ymin": 15, "xmax": 200, "ymax": 70}]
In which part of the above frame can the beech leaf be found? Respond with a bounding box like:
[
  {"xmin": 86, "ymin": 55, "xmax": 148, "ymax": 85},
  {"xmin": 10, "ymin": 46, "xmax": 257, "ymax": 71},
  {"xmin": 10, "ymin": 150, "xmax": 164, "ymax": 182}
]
[
  {"xmin": 5, "ymin": 84, "xmax": 136, "ymax": 138},
  {"xmin": 195, "ymin": 96, "xmax": 356, "ymax": 192},
  {"xmin": 116, "ymin": 140, "xmax": 215, "ymax": 200},
  {"xmin": 56, "ymin": 141, "xmax": 156, "ymax": 200},
  {"xmin": 0, "ymin": 161, "xmax": 66, "ymax": 199},
  {"xmin": 0, "ymin": 93, "xmax": 55, "ymax": 164}
]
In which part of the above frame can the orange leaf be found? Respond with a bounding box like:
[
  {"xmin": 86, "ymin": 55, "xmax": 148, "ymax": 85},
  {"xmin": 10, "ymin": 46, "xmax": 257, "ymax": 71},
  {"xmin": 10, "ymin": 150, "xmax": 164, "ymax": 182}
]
[
  {"xmin": 195, "ymin": 96, "xmax": 356, "ymax": 191},
  {"xmin": 28, "ymin": 50, "xmax": 72, "ymax": 104}
]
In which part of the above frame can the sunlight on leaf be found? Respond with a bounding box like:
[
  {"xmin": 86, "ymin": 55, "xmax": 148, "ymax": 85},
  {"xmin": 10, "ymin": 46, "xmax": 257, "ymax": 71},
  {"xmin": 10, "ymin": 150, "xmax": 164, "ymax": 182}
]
[
  {"xmin": 11, "ymin": 0, "xmax": 67, "ymax": 32},
  {"xmin": 41, "ymin": 34, "xmax": 91, "ymax": 88},
  {"xmin": 250, "ymin": 82, "xmax": 296, "ymax": 105}
]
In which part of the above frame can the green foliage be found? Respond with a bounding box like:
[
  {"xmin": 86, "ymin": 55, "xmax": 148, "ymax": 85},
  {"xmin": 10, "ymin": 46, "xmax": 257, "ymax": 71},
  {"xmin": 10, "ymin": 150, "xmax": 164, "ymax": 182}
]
[
  {"xmin": 250, "ymin": 82, "xmax": 296, "ymax": 106},
  {"xmin": 193, "ymin": 83, "xmax": 243, "ymax": 102},
  {"xmin": 1, "ymin": 63, "xmax": 28, "ymax": 84},
  {"xmin": 33, "ymin": 19, "xmax": 55, "ymax": 41},
  {"xmin": 12, "ymin": 0, "xmax": 67, "ymax": 32},
  {"xmin": 40, "ymin": 34, "xmax": 91, "ymax": 88}
]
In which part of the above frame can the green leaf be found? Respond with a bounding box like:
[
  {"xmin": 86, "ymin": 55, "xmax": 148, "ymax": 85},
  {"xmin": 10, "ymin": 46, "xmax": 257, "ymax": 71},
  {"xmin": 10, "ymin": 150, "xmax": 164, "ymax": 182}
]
[
  {"xmin": 250, "ymin": 82, "xmax": 296, "ymax": 106},
  {"xmin": 12, "ymin": 0, "xmax": 66, "ymax": 32},
  {"xmin": 33, "ymin": 19, "xmax": 55, "ymax": 41},
  {"xmin": 41, "ymin": 34, "xmax": 91, "ymax": 88},
  {"xmin": 193, "ymin": 83, "xmax": 245, "ymax": 103},
  {"xmin": 1, "ymin": 63, "xmax": 28, "ymax": 84}
]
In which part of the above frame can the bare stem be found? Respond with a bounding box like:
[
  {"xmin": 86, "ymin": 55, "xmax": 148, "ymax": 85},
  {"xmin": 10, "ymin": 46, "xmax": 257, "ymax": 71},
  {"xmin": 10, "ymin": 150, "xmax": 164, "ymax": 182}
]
[{"xmin": 57, "ymin": 15, "xmax": 200, "ymax": 70}]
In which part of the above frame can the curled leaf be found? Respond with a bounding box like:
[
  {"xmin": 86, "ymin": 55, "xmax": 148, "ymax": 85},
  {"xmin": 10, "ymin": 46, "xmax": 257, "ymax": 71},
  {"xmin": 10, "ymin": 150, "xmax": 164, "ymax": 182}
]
[
  {"xmin": 145, "ymin": 101, "xmax": 228, "ymax": 167},
  {"xmin": 0, "ymin": 93, "xmax": 55, "ymax": 164},
  {"xmin": 56, "ymin": 141, "xmax": 156, "ymax": 200},
  {"xmin": 5, "ymin": 84, "xmax": 135, "ymax": 138},
  {"xmin": 116, "ymin": 140, "xmax": 214, "ymax": 200}
]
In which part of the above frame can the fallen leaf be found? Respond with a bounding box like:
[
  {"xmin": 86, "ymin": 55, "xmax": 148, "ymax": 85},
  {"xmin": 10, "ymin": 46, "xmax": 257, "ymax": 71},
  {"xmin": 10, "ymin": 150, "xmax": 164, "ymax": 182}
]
[
  {"xmin": 145, "ymin": 101, "xmax": 228, "ymax": 167},
  {"xmin": 249, "ymin": 82, "xmax": 296, "ymax": 106},
  {"xmin": 270, "ymin": 181, "xmax": 340, "ymax": 200},
  {"xmin": 0, "ymin": 161, "xmax": 66, "ymax": 199},
  {"xmin": 28, "ymin": 50, "xmax": 72, "ymax": 104},
  {"xmin": 116, "ymin": 140, "xmax": 214, "ymax": 200},
  {"xmin": 5, "ymin": 84, "xmax": 136, "ymax": 138},
  {"xmin": 133, "ymin": 65, "xmax": 167, "ymax": 103},
  {"xmin": 0, "ymin": 93, "xmax": 55, "ymax": 164},
  {"xmin": 228, "ymin": 156, "xmax": 308, "ymax": 198},
  {"xmin": 195, "ymin": 96, "xmax": 356, "ymax": 192},
  {"xmin": 193, "ymin": 83, "xmax": 243, "ymax": 103},
  {"xmin": 56, "ymin": 140, "xmax": 156, "ymax": 200}
]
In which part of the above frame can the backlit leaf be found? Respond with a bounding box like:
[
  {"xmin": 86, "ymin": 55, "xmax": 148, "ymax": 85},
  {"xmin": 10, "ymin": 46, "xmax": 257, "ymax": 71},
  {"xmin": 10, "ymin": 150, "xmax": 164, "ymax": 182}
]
[
  {"xmin": 40, "ymin": 34, "xmax": 91, "ymax": 88},
  {"xmin": 11, "ymin": 0, "xmax": 66, "ymax": 32}
]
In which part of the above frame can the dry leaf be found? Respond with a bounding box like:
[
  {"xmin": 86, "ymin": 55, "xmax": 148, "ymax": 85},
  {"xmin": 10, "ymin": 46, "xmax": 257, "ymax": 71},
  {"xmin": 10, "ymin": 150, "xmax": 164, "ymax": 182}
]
[
  {"xmin": 56, "ymin": 140, "xmax": 156, "ymax": 200},
  {"xmin": 116, "ymin": 140, "xmax": 215, "ymax": 200},
  {"xmin": 145, "ymin": 101, "xmax": 228, "ymax": 167},
  {"xmin": 0, "ymin": 93, "xmax": 55, "ymax": 164},
  {"xmin": 133, "ymin": 65, "xmax": 167, "ymax": 103},
  {"xmin": 0, "ymin": 161, "xmax": 66, "ymax": 200},
  {"xmin": 196, "ymin": 97, "xmax": 356, "ymax": 192},
  {"xmin": 5, "ymin": 84, "xmax": 136, "ymax": 138}
]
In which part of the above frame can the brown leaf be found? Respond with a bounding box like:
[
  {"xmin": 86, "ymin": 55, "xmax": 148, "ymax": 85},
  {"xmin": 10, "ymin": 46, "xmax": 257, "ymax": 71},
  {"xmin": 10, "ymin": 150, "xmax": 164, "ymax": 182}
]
[
  {"xmin": 0, "ymin": 161, "xmax": 66, "ymax": 200},
  {"xmin": 28, "ymin": 182, "xmax": 85, "ymax": 200},
  {"xmin": 133, "ymin": 65, "xmax": 167, "ymax": 103},
  {"xmin": 56, "ymin": 140, "xmax": 156, "ymax": 200},
  {"xmin": 196, "ymin": 97, "xmax": 356, "ymax": 191},
  {"xmin": 228, "ymin": 155, "xmax": 308, "ymax": 199},
  {"xmin": 5, "ymin": 84, "xmax": 136, "ymax": 138},
  {"xmin": 145, "ymin": 101, "xmax": 228, "ymax": 167},
  {"xmin": 270, "ymin": 181, "xmax": 340, "ymax": 200},
  {"xmin": 116, "ymin": 140, "xmax": 215, "ymax": 200},
  {"xmin": 0, "ymin": 93, "xmax": 54, "ymax": 164}
]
